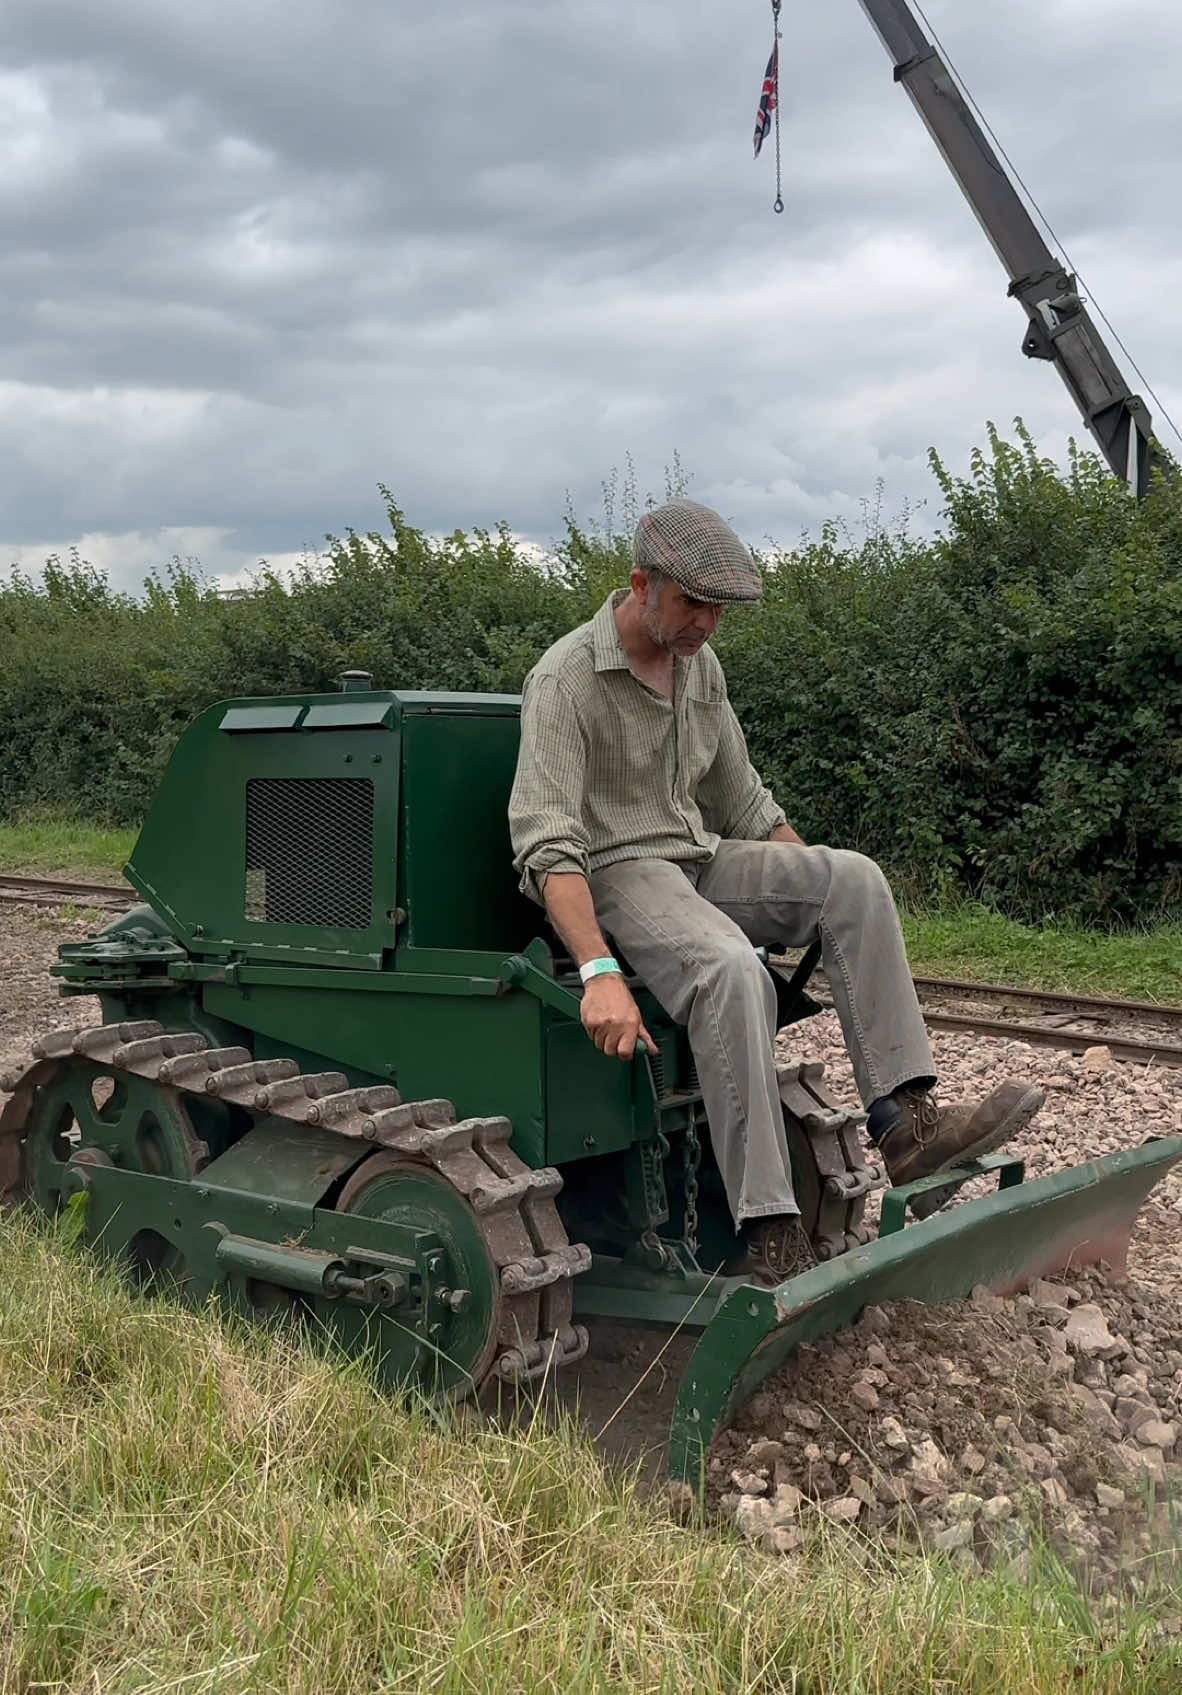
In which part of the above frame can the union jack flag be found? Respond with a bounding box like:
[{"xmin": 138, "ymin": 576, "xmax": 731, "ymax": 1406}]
[{"xmin": 753, "ymin": 43, "xmax": 778, "ymax": 158}]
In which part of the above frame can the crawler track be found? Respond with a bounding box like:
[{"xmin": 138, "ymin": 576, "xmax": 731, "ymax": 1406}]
[
  {"xmin": 0, "ymin": 875, "xmax": 135, "ymax": 912},
  {"xmin": 0, "ymin": 1020, "xmax": 590, "ymax": 1387}
]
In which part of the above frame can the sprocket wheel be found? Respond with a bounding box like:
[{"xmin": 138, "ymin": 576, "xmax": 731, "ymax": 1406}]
[
  {"xmin": 312, "ymin": 1151, "xmax": 502, "ymax": 1399},
  {"xmin": 2, "ymin": 1021, "xmax": 590, "ymax": 1394},
  {"xmin": 16, "ymin": 1057, "xmax": 209, "ymax": 1286}
]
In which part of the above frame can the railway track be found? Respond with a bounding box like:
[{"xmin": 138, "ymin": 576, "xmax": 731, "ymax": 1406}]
[
  {"xmin": 0, "ymin": 875, "xmax": 135, "ymax": 913},
  {"xmin": 809, "ymin": 973, "xmax": 1182, "ymax": 1070},
  {"xmin": 3, "ymin": 876, "xmax": 1180, "ymax": 1067},
  {"xmin": 909, "ymin": 976, "xmax": 1182, "ymax": 1070}
]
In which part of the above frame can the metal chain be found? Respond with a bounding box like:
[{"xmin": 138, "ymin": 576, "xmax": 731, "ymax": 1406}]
[
  {"xmin": 639, "ymin": 1126, "xmax": 677, "ymax": 1270},
  {"xmin": 682, "ymin": 1117, "xmax": 701, "ymax": 1257},
  {"xmin": 772, "ymin": 0, "xmax": 784, "ymax": 214}
]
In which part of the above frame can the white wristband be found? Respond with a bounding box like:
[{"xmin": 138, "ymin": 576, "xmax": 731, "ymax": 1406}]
[{"xmin": 579, "ymin": 956, "xmax": 621, "ymax": 983}]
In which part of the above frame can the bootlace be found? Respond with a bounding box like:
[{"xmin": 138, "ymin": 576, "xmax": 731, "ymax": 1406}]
[
  {"xmin": 908, "ymin": 1090, "xmax": 941, "ymax": 1150},
  {"xmin": 754, "ymin": 1217, "xmax": 816, "ymax": 1279}
]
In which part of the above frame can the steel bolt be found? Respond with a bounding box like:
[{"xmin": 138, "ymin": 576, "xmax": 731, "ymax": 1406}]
[{"xmin": 435, "ymin": 1286, "xmax": 470, "ymax": 1313}]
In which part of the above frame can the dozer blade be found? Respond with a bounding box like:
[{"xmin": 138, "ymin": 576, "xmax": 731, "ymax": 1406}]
[{"xmin": 668, "ymin": 1135, "xmax": 1182, "ymax": 1481}]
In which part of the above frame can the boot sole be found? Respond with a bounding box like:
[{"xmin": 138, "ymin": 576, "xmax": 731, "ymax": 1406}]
[{"xmin": 887, "ymin": 1084, "xmax": 1045, "ymax": 1190}]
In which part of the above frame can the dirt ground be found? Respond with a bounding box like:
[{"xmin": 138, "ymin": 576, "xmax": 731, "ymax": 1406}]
[{"xmin": 3, "ymin": 904, "xmax": 1181, "ymax": 1590}]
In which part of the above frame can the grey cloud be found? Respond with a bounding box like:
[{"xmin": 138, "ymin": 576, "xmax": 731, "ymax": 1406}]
[{"xmin": 0, "ymin": 0, "xmax": 1179, "ymax": 586}]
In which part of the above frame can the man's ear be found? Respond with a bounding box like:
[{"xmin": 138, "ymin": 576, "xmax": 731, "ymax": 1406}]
[{"xmin": 629, "ymin": 567, "xmax": 651, "ymax": 606}]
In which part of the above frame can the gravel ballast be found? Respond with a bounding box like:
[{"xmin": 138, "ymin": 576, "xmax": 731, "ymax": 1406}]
[
  {"xmin": 709, "ymin": 1270, "xmax": 1181, "ymax": 1592},
  {"xmin": 703, "ymin": 1010, "xmax": 1182, "ymax": 1589}
]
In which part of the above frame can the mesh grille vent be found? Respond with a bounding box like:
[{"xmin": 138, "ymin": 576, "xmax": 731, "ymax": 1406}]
[{"xmin": 245, "ymin": 777, "xmax": 374, "ymax": 929}]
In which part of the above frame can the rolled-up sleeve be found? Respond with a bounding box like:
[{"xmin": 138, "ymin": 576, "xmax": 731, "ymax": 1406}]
[
  {"xmin": 696, "ymin": 698, "xmax": 786, "ymax": 841},
  {"xmin": 509, "ymin": 674, "xmax": 591, "ymax": 904}
]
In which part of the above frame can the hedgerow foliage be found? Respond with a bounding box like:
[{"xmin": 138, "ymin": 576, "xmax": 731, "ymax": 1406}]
[{"xmin": 1, "ymin": 430, "xmax": 1178, "ymax": 923}]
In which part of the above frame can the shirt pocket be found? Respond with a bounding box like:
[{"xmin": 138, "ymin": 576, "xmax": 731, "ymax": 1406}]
[
  {"xmin": 679, "ymin": 695, "xmax": 724, "ymax": 793},
  {"xmin": 588, "ymin": 681, "xmax": 672, "ymax": 805}
]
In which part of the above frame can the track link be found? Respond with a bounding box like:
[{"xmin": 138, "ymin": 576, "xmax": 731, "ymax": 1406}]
[
  {"xmin": 1, "ymin": 1021, "xmax": 590, "ymax": 1386},
  {"xmin": 777, "ymin": 1060, "xmax": 877, "ymax": 1260}
]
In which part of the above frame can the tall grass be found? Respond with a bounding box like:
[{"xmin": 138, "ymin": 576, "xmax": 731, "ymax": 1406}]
[
  {"xmin": 0, "ymin": 812, "xmax": 136, "ymax": 882},
  {"xmin": 900, "ymin": 902, "xmax": 1182, "ymax": 1005},
  {"xmin": 1, "ymin": 1211, "xmax": 1179, "ymax": 1693}
]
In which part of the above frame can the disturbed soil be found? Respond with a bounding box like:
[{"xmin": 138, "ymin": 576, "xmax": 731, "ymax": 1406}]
[
  {"xmin": 709, "ymin": 1273, "xmax": 1182, "ymax": 1594},
  {"xmin": 3, "ymin": 906, "xmax": 1181, "ymax": 1594},
  {"xmin": 703, "ymin": 1000, "xmax": 1182, "ymax": 1593}
]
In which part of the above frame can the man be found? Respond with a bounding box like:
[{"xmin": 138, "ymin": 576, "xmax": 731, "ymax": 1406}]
[{"xmin": 509, "ymin": 498, "xmax": 1043, "ymax": 1281}]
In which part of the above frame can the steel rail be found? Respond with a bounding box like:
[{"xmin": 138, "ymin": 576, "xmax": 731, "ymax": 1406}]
[
  {"xmin": 0, "ymin": 874, "xmax": 135, "ymax": 911},
  {"xmin": 913, "ymin": 1008, "xmax": 1182, "ymax": 1070},
  {"xmin": 796, "ymin": 964, "xmax": 1182, "ymax": 1068},
  {"xmin": 912, "ymin": 975, "xmax": 1182, "ymax": 1029}
]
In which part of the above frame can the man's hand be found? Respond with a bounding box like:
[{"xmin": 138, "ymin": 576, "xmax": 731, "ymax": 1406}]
[
  {"xmin": 581, "ymin": 974, "xmax": 656, "ymax": 1060},
  {"xmin": 540, "ymin": 871, "xmax": 656, "ymax": 1060}
]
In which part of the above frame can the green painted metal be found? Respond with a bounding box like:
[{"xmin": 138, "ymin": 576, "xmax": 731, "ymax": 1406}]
[
  {"xmin": 878, "ymin": 1152, "xmax": 1026, "ymax": 1234},
  {"xmin": 212, "ymin": 1232, "xmax": 408, "ymax": 1307},
  {"xmin": 198, "ymin": 1121, "xmax": 368, "ymax": 1205},
  {"xmin": 303, "ymin": 700, "xmax": 397, "ymax": 730},
  {"xmin": 311, "ymin": 1158, "xmax": 500, "ymax": 1395},
  {"xmin": 219, "ymin": 705, "xmax": 304, "ymax": 732},
  {"xmin": 545, "ymin": 1021, "xmax": 639, "ymax": 1161},
  {"xmin": 168, "ymin": 960, "xmax": 509, "ymax": 999},
  {"xmin": 198, "ymin": 978, "xmax": 551, "ymax": 1167},
  {"xmin": 62, "ymin": 692, "xmax": 693, "ymax": 1177},
  {"xmin": 574, "ymin": 1257, "xmax": 741, "ymax": 1327},
  {"xmin": 397, "ymin": 693, "xmax": 523, "ymax": 715},
  {"xmin": 39, "ymin": 1149, "xmax": 493, "ymax": 1396},
  {"xmin": 398, "ymin": 708, "xmax": 546, "ymax": 954},
  {"xmin": 21, "ymin": 1061, "xmax": 227, "ymax": 1220},
  {"xmin": 668, "ymin": 1136, "xmax": 1182, "ymax": 1481},
  {"xmin": 127, "ymin": 692, "xmax": 402, "ymax": 968},
  {"xmin": 38, "ymin": 682, "xmax": 1182, "ymax": 1455},
  {"xmin": 214, "ymin": 1233, "xmax": 355, "ymax": 1295}
]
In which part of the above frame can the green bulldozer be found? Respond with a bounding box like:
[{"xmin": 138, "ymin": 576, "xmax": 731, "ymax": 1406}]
[{"xmin": 3, "ymin": 679, "xmax": 1180, "ymax": 1478}]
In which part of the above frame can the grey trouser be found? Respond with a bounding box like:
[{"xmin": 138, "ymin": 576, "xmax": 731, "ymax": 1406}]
[{"xmin": 588, "ymin": 843, "xmax": 935, "ymax": 1228}]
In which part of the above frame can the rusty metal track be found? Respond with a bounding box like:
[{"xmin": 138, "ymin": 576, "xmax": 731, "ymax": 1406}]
[
  {"xmin": 912, "ymin": 975, "xmax": 1182, "ymax": 1029},
  {"xmin": 1, "ymin": 1019, "xmax": 591, "ymax": 1386},
  {"xmin": 912, "ymin": 1008, "xmax": 1182, "ymax": 1068},
  {"xmin": 0, "ymin": 875, "xmax": 134, "ymax": 912},
  {"xmin": 801, "ymin": 969, "xmax": 1182, "ymax": 1069},
  {"xmin": 911, "ymin": 975, "xmax": 1182, "ymax": 1068}
]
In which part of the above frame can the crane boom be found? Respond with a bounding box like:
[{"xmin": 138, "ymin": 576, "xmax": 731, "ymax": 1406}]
[{"xmin": 855, "ymin": 0, "xmax": 1168, "ymax": 496}]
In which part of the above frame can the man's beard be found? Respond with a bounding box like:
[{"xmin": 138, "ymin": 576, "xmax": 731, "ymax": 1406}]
[
  {"xmin": 642, "ymin": 607, "xmax": 702, "ymax": 653},
  {"xmin": 641, "ymin": 605, "xmax": 675, "ymax": 651}
]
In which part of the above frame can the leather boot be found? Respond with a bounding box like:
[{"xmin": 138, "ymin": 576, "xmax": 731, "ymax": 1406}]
[
  {"xmin": 734, "ymin": 1214, "xmax": 817, "ymax": 1287},
  {"xmin": 878, "ymin": 1081, "xmax": 1044, "ymax": 1188}
]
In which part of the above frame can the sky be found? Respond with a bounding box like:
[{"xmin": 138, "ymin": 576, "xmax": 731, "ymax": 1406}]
[{"xmin": 1, "ymin": 0, "xmax": 1180, "ymax": 592}]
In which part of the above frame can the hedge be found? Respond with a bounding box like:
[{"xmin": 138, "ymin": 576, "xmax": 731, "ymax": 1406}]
[{"xmin": 1, "ymin": 429, "xmax": 1178, "ymax": 924}]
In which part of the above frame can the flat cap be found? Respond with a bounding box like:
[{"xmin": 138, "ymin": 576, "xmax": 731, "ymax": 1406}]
[{"xmin": 633, "ymin": 499, "xmax": 762, "ymax": 604}]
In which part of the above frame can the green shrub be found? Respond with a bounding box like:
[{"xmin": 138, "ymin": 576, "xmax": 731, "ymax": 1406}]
[{"xmin": 1, "ymin": 431, "xmax": 1178, "ymax": 925}]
